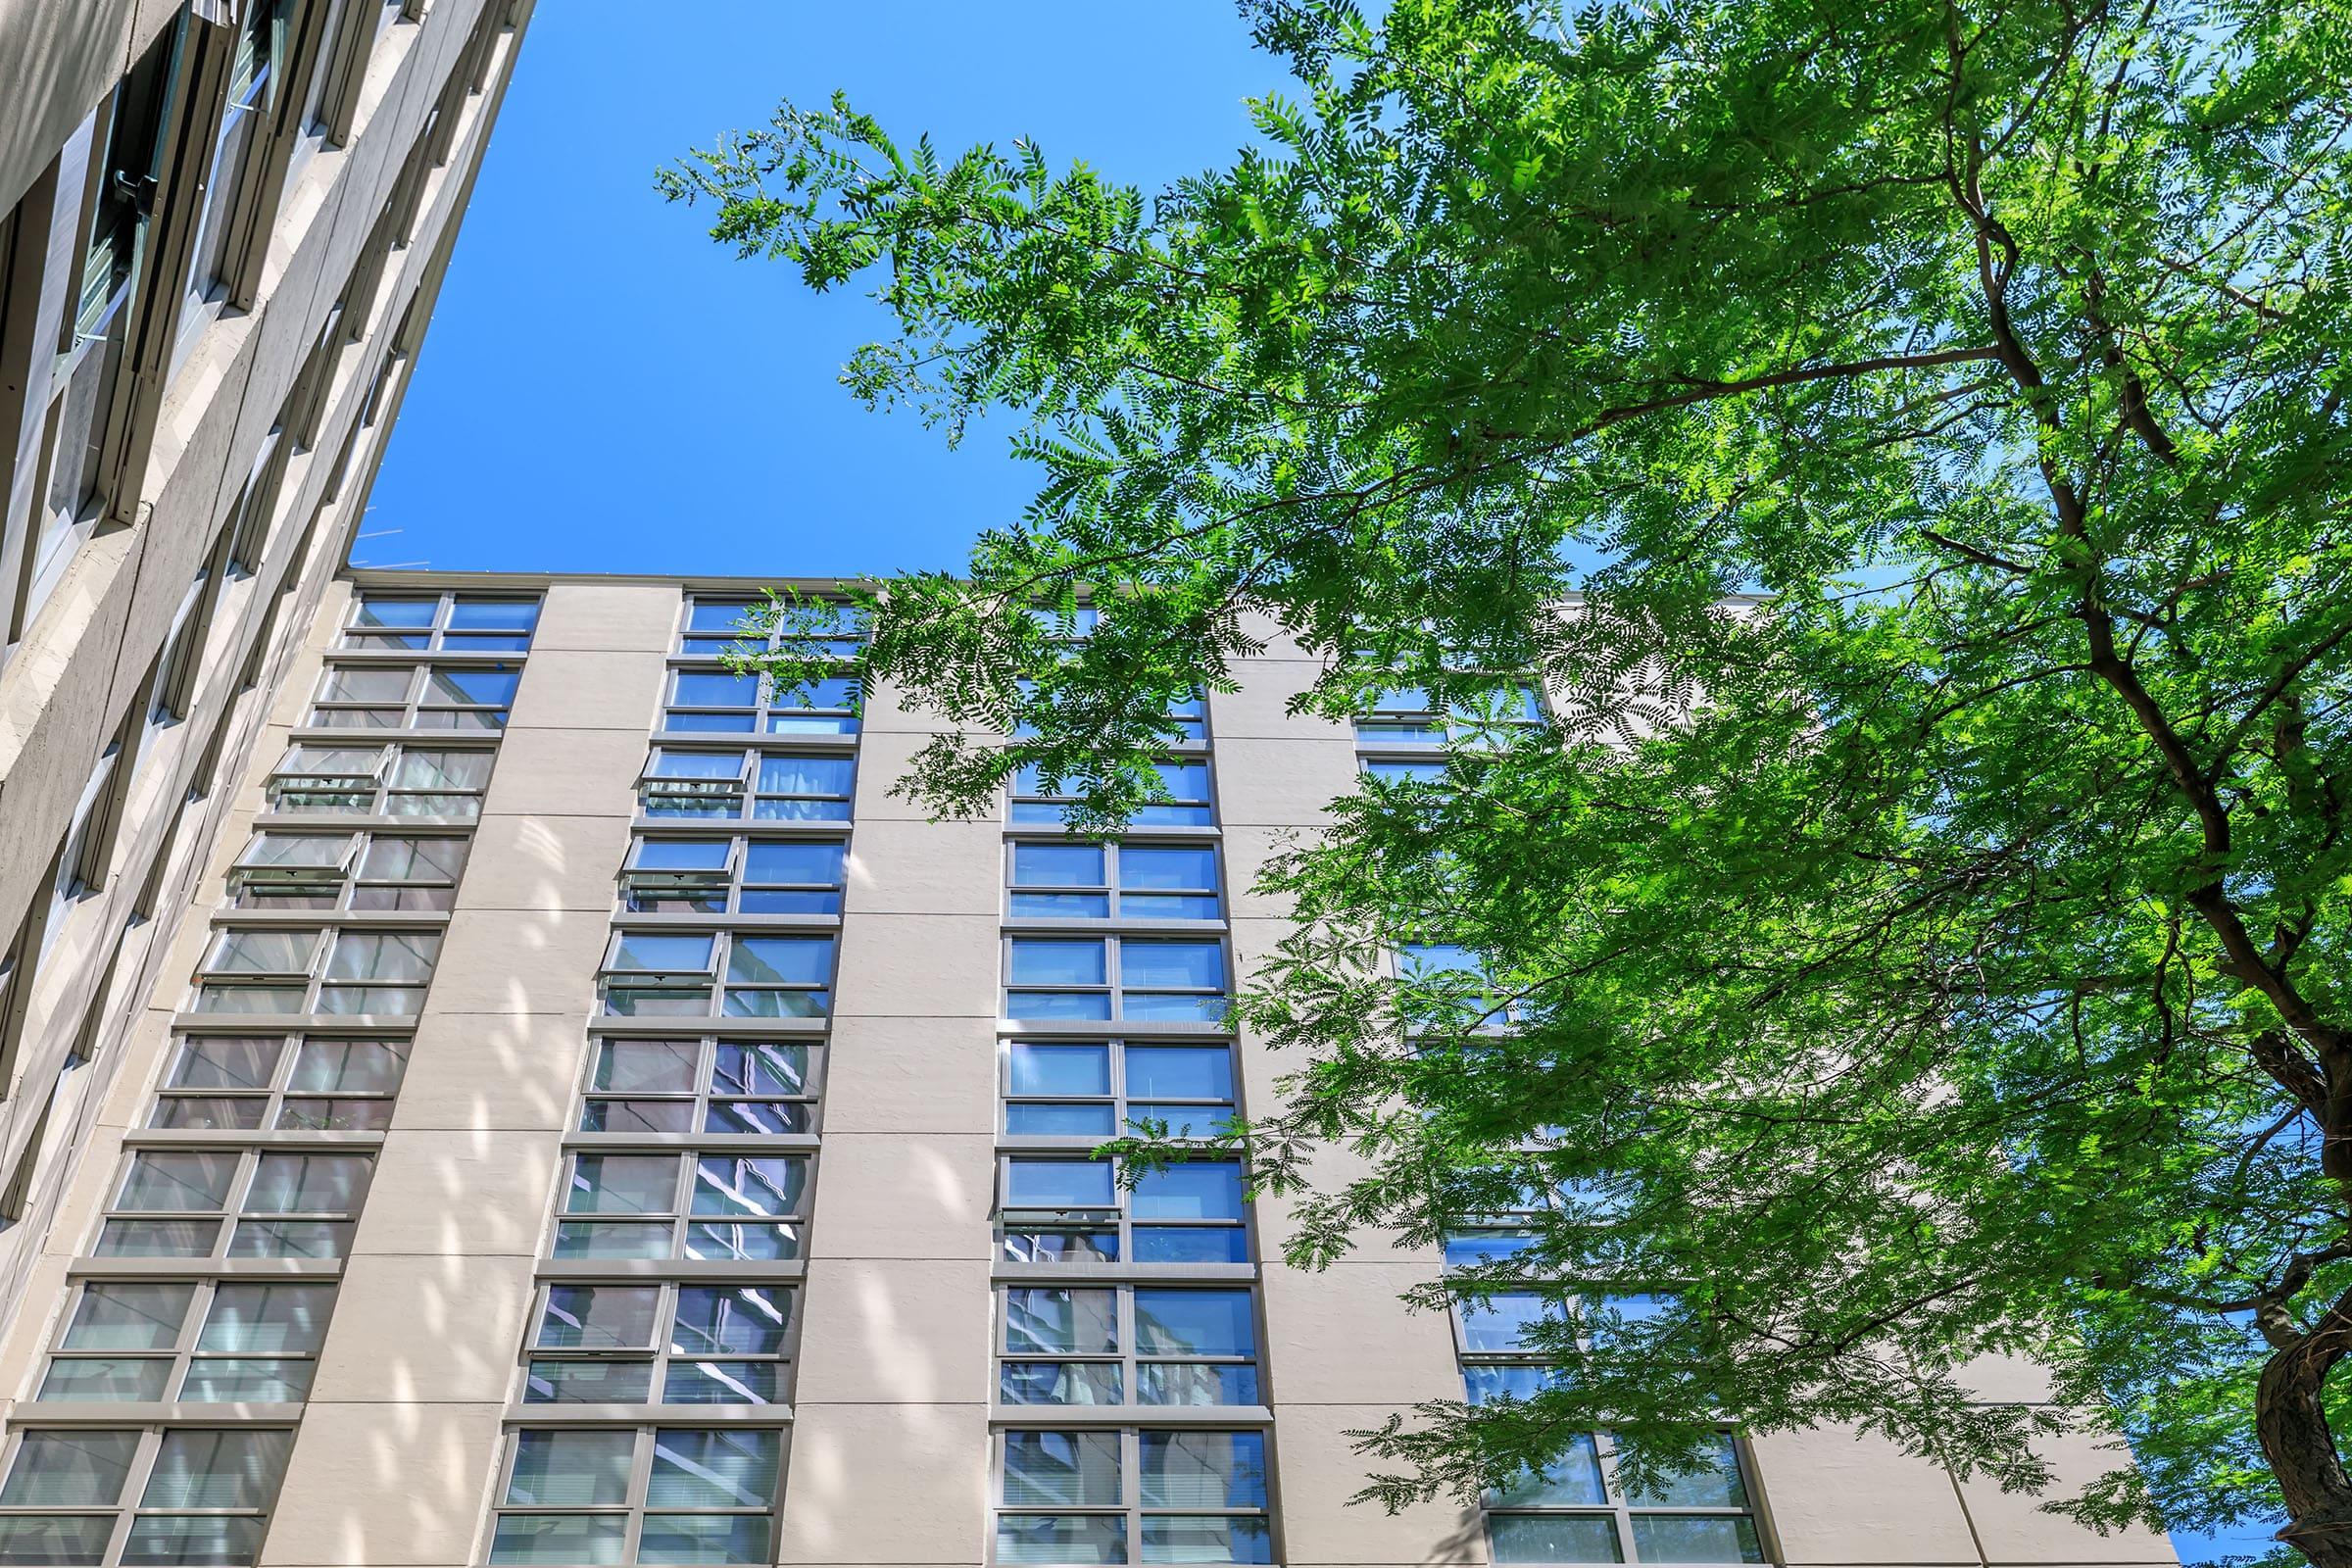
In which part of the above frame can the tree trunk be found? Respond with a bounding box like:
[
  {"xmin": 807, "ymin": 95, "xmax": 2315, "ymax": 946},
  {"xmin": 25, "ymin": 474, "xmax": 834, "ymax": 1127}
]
[{"xmin": 2259, "ymin": 1312, "xmax": 2352, "ymax": 1568}]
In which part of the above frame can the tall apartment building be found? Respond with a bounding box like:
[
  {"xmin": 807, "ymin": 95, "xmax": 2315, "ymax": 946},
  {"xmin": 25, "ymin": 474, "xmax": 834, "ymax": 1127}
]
[
  {"xmin": 0, "ymin": 0, "xmax": 534, "ymax": 1335},
  {"xmin": 0, "ymin": 559, "xmax": 2185, "ymax": 1568}
]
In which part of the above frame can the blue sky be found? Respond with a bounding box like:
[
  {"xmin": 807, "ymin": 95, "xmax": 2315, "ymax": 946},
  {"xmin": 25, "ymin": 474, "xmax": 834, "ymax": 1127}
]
[{"xmin": 358, "ymin": 4, "xmax": 1279, "ymax": 574}]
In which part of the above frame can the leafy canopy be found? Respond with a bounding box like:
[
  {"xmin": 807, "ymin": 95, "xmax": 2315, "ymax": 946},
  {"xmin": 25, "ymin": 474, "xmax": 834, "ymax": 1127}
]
[{"xmin": 662, "ymin": 0, "xmax": 2352, "ymax": 1559}]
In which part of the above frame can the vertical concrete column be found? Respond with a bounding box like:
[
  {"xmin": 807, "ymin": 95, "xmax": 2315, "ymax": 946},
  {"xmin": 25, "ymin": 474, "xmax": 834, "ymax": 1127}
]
[
  {"xmin": 1208, "ymin": 620, "xmax": 1488, "ymax": 1566},
  {"xmin": 261, "ymin": 582, "xmax": 672, "ymax": 1568},
  {"xmin": 772, "ymin": 678, "xmax": 999, "ymax": 1565}
]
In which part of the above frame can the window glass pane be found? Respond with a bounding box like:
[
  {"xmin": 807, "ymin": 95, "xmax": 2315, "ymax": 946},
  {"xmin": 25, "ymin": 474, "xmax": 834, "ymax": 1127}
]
[
  {"xmin": 287, "ymin": 1039, "xmax": 408, "ymax": 1093},
  {"xmin": 120, "ymin": 1152, "xmax": 240, "ymax": 1211},
  {"xmin": 206, "ymin": 930, "xmax": 313, "ymax": 973},
  {"xmin": 320, "ymin": 666, "xmax": 410, "ymax": 702},
  {"xmin": 690, "ymin": 1155, "xmax": 805, "ymax": 1216},
  {"xmin": 522, "ymin": 1360, "xmax": 652, "ymax": 1405},
  {"xmin": 671, "ymin": 1286, "xmax": 791, "ymax": 1356},
  {"xmin": 637, "ymin": 1515, "xmax": 770, "ymax": 1566},
  {"xmin": 1489, "ymin": 1515, "xmax": 1624, "ymax": 1562},
  {"xmin": 358, "ymin": 837, "xmax": 466, "ymax": 882},
  {"xmin": 1001, "ymin": 1360, "xmax": 1125, "ymax": 1405},
  {"xmin": 139, "ymin": 1429, "xmax": 292, "ymax": 1508},
  {"xmin": 1140, "ymin": 1430, "xmax": 1265, "ymax": 1508},
  {"xmin": 1125, "ymin": 1046, "xmax": 1231, "ymax": 1101},
  {"xmin": 1121, "ymin": 942, "xmax": 1224, "ymax": 989},
  {"xmin": 1012, "ymin": 844, "xmax": 1103, "ymax": 887},
  {"xmin": 504, "ymin": 1430, "xmax": 633, "ymax": 1506},
  {"xmin": 998, "ymin": 1516, "xmax": 1124, "ymax": 1565},
  {"xmin": 594, "ymin": 1039, "xmax": 698, "ymax": 1093},
  {"xmin": 1008, "ymin": 1103, "xmax": 1118, "ymax": 1137},
  {"xmin": 170, "ymin": 1036, "xmax": 282, "ymax": 1090},
  {"xmin": 1119, "ymin": 848, "xmax": 1216, "ymax": 890},
  {"xmin": 1005, "ymin": 1159, "xmax": 1115, "ymax": 1209},
  {"xmin": 1627, "ymin": 1516, "xmax": 1762, "ymax": 1563},
  {"xmin": 242, "ymin": 833, "xmax": 350, "ymax": 868},
  {"xmin": 1494, "ymin": 1435, "xmax": 1606, "ymax": 1505},
  {"xmin": 534, "ymin": 1285, "xmax": 660, "ymax": 1349},
  {"xmin": 645, "ymin": 1428, "xmax": 778, "ymax": 1507},
  {"xmin": 742, "ymin": 841, "xmax": 844, "ymax": 884},
  {"xmin": 1002, "ymin": 1430, "xmax": 1120, "ymax": 1506},
  {"xmin": 425, "ymin": 668, "xmax": 518, "ymax": 705},
  {"xmin": 1004, "ymin": 1289, "xmax": 1117, "ymax": 1355},
  {"xmin": 1139, "ymin": 1517, "xmax": 1273, "ymax": 1565},
  {"xmin": 632, "ymin": 839, "xmax": 731, "ymax": 872},
  {"xmin": 177, "ymin": 1359, "xmax": 315, "ymax": 1403},
  {"xmin": 448, "ymin": 600, "xmax": 539, "ymax": 631},
  {"xmin": 489, "ymin": 1515, "xmax": 625, "ymax": 1566},
  {"xmin": 566, "ymin": 1155, "xmax": 676, "ymax": 1214},
  {"xmin": 687, "ymin": 601, "xmax": 757, "ymax": 633},
  {"xmin": 352, "ymin": 598, "xmax": 436, "ymax": 628},
  {"xmin": 323, "ymin": 932, "xmax": 438, "ymax": 982},
  {"xmin": 393, "ymin": 749, "xmax": 493, "ymax": 789},
  {"xmin": 1131, "ymin": 1164, "xmax": 1243, "ymax": 1221},
  {"xmin": 724, "ymin": 938, "xmax": 832, "ymax": 986},
  {"xmin": 200, "ymin": 1284, "xmax": 332, "ymax": 1353},
  {"xmin": 246, "ymin": 1153, "xmax": 370, "ymax": 1213},
  {"xmin": 756, "ymin": 756, "xmax": 853, "ymax": 794},
  {"xmin": 674, "ymin": 671, "xmax": 757, "ymax": 706},
  {"xmin": 0, "ymin": 1432, "xmax": 138, "ymax": 1504},
  {"xmin": 1622, "ymin": 1436, "xmax": 1748, "ymax": 1508},
  {"xmin": 1134, "ymin": 1291, "xmax": 1254, "ymax": 1356},
  {"xmin": 611, "ymin": 933, "xmax": 714, "ymax": 973},
  {"xmin": 651, "ymin": 750, "xmax": 743, "ymax": 780},
  {"xmin": 39, "ymin": 1357, "xmax": 172, "ymax": 1402},
  {"xmin": 1460, "ymin": 1293, "xmax": 1558, "ymax": 1353},
  {"xmin": 64, "ymin": 1282, "xmax": 191, "ymax": 1350},
  {"xmin": 1008, "ymin": 1043, "xmax": 1109, "ymax": 1097},
  {"xmin": 1009, "ymin": 940, "xmax": 1105, "ymax": 987},
  {"xmin": 710, "ymin": 1042, "xmax": 807, "ymax": 1097}
]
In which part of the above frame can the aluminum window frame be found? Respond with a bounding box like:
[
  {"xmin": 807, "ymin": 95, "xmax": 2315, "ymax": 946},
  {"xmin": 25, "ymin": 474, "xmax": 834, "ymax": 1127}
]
[
  {"xmin": 191, "ymin": 923, "xmax": 443, "ymax": 1017},
  {"xmin": 516, "ymin": 1279, "xmax": 799, "ymax": 1409},
  {"xmin": 1002, "ymin": 935, "xmax": 1230, "ymax": 1024},
  {"xmin": 659, "ymin": 668, "xmax": 861, "ymax": 737},
  {"xmin": 31, "ymin": 1275, "xmax": 338, "ymax": 1407},
  {"xmin": 227, "ymin": 828, "xmax": 468, "ymax": 912},
  {"xmin": 1010, "ymin": 758, "xmax": 1216, "ymax": 828},
  {"xmin": 484, "ymin": 1425, "xmax": 786, "ymax": 1568},
  {"xmin": 264, "ymin": 741, "xmax": 497, "ymax": 818},
  {"xmin": 0, "ymin": 1424, "xmax": 296, "ymax": 1568},
  {"xmin": 94, "ymin": 1146, "xmax": 376, "ymax": 1262},
  {"xmin": 597, "ymin": 930, "xmax": 836, "ymax": 1020},
  {"xmin": 306, "ymin": 660, "xmax": 520, "ymax": 730},
  {"xmin": 996, "ymin": 1283, "xmax": 1263, "ymax": 1410},
  {"xmin": 999, "ymin": 1038, "xmax": 1237, "ymax": 1141},
  {"xmin": 550, "ymin": 1150, "xmax": 812, "ymax": 1264},
  {"xmin": 1479, "ymin": 1431, "xmax": 1766, "ymax": 1566},
  {"xmin": 619, "ymin": 834, "xmax": 849, "ymax": 917},
  {"xmin": 995, "ymin": 1153, "xmax": 1251, "ymax": 1267},
  {"xmin": 988, "ymin": 1426, "xmax": 1275, "ymax": 1567},
  {"xmin": 147, "ymin": 1029, "xmax": 410, "ymax": 1134},
  {"xmin": 637, "ymin": 748, "xmax": 857, "ymax": 823},
  {"xmin": 340, "ymin": 591, "xmax": 541, "ymax": 653},
  {"xmin": 676, "ymin": 596, "xmax": 866, "ymax": 660},
  {"xmin": 577, "ymin": 1035, "xmax": 822, "ymax": 1140},
  {"xmin": 1004, "ymin": 839, "xmax": 1223, "ymax": 922}
]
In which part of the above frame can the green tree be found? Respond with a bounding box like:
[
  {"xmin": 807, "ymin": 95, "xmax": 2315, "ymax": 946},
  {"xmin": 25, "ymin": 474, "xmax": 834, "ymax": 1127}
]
[{"xmin": 661, "ymin": 0, "xmax": 2352, "ymax": 1558}]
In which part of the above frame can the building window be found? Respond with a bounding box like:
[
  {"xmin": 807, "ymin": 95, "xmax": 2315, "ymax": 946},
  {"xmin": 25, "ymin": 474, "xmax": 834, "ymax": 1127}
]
[
  {"xmin": 994, "ymin": 1428, "xmax": 1271, "ymax": 1566},
  {"xmin": 1013, "ymin": 683, "xmax": 1205, "ymax": 746},
  {"xmin": 660, "ymin": 671, "xmax": 858, "ymax": 736},
  {"xmin": 1398, "ymin": 943, "xmax": 1527, "ymax": 1031},
  {"xmin": 638, "ymin": 750, "xmax": 855, "ymax": 822},
  {"xmin": 679, "ymin": 597, "xmax": 864, "ymax": 659},
  {"xmin": 147, "ymin": 1032, "xmax": 408, "ymax": 1132},
  {"xmin": 228, "ymin": 829, "xmax": 468, "ymax": 910},
  {"xmin": 1354, "ymin": 684, "xmax": 1545, "ymax": 748},
  {"xmin": 191, "ymin": 925, "xmax": 441, "ymax": 1016},
  {"xmin": 999, "ymin": 1286, "xmax": 1260, "ymax": 1407},
  {"xmin": 619, "ymin": 836, "xmax": 846, "ymax": 915},
  {"xmin": 579, "ymin": 1037, "xmax": 816, "ymax": 1137},
  {"xmin": 1012, "ymin": 760, "xmax": 1212, "ymax": 827},
  {"xmin": 486, "ymin": 1427, "xmax": 783, "ymax": 1567},
  {"xmin": 1360, "ymin": 758, "xmax": 1449, "ymax": 787},
  {"xmin": 342, "ymin": 592, "xmax": 540, "ymax": 652},
  {"xmin": 265, "ymin": 742, "xmax": 494, "ymax": 817},
  {"xmin": 34, "ymin": 1278, "xmax": 334, "ymax": 1404},
  {"xmin": 307, "ymin": 661, "xmax": 519, "ymax": 728},
  {"xmin": 551, "ymin": 1152, "xmax": 809, "ymax": 1262},
  {"xmin": 1005, "ymin": 842, "xmax": 1221, "ymax": 921},
  {"xmin": 94, "ymin": 1148, "xmax": 373, "ymax": 1260},
  {"xmin": 174, "ymin": 1, "xmax": 294, "ymax": 369},
  {"xmin": 1483, "ymin": 1433, "xmax": 1763, "ymax": 1565},
  {"xmin": 1004, "ymin": 937, "xmax": 1227, "ymax": 1023},
  {"xmin": 596, "ymin": 932, "xmax": 834, "ymax": 1019},
  {"xmin": 1001, "ymin": 1040, "xmax": 1234, "ymax": 1139},
  {"xmin": 997, "ymin": 1156, "xmax": 1250, "ymax": 1265},
  {"xmin": 519, "ymin": 1281, "xmax": 795, "ymax": 1406},
  {"xmin": 0, "ymin": 1426, "xmax": 295, "ymax": 1567}
]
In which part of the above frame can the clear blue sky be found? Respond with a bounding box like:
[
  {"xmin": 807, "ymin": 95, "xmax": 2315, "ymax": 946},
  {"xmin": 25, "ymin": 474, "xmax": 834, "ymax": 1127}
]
[{"xmin": 359, "ymin": 4, "xmax": 1278, "ymax": 573}]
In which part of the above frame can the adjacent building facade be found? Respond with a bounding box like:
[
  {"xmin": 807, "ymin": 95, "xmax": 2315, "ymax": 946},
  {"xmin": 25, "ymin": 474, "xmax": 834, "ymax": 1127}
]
[{"xmin": 0, "ymin": 552, "xmax": 2186, "ymax": 1565}]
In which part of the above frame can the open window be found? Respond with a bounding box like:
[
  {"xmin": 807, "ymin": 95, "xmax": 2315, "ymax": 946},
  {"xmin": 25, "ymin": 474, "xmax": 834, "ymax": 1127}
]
[{"xmin": 228, "ymin": 831, "xmax": 359, "ymax": 905}]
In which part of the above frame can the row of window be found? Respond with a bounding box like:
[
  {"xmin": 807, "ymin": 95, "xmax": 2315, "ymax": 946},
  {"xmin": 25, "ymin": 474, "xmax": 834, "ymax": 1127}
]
[
  {"xmin": 991, "ymin": 1429, "xmax": 1271, "ymax": 1566},
  {"xmin": 341, "ymin": 592, "xmax": 539, "ymax": 651},
  {"xmin": 194, "ymin": 926, "xmax": 440, "ymax": 1016},
  {"xmin": 97, "ymin": 1149, "xmax": 372, "ymax": 1262},
  {"xmin": 267, "ymin": 742, "xmax": 494, "ymax": 817}
]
